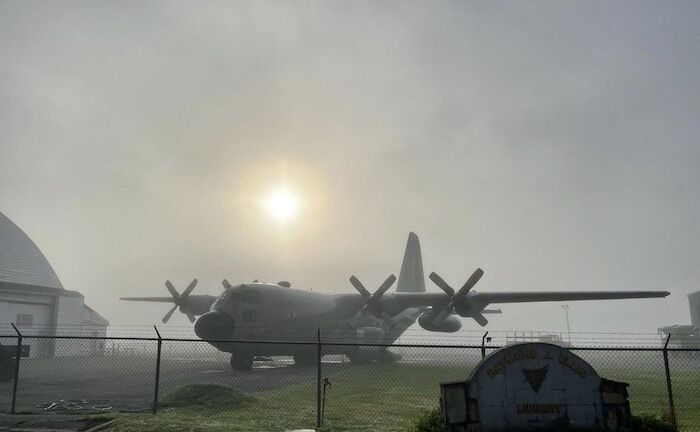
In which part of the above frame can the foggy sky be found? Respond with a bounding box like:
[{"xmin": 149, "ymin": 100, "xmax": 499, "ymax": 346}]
[{"xmin": 1, "ymin": 1, "xmax": 698, "ymax": 333}]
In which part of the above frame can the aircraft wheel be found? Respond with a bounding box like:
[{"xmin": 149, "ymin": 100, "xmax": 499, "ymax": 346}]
[
  {"xmin": 0, "ymin": 357, "xmax": 15, "ymax": 382},
  {"xmin": 230, "ymin": 352, "xmax": 253, "ymax": 371},
  {"xmin": 0, "ymin": 370, "xmax": 12, "ymax": 382},
  {"xmin": 377, "ymin": 349, "xmax": 401, "ymax": 363},
  {"xmin": 347, "ymin": 352, "xmax": 372, "ymax": 365}
]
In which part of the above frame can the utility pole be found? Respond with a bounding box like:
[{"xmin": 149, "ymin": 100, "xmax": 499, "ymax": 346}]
[{"xmin": 561, "ymin": 305, "xmax": 571, "ymax": 344}]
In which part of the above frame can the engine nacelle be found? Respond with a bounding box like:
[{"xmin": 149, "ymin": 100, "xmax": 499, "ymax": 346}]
[{"xmin": 418, "ymin": 313, "xmax": 462, "ymax": 333}]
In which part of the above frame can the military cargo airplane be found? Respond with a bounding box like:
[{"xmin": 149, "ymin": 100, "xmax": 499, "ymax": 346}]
[{"xmin": 121, "ymin": 233, "xmax": 669, "ymax": 370}]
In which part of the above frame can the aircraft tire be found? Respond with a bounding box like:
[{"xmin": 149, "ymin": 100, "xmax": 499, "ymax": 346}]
[
  {"xmin": 377, "ymin": 349, "xmax": 401, "ymax": 363},
  {"xmin": 347, "ymin": 352, "xmax": 372, "ymax": 365},
  {"xmin": 0, "ymin": 358, "xmax": 14, "ymax": 383},
  {"xmin": 230, "ymin": 352, "xmax": 253, "ymax": 371}
]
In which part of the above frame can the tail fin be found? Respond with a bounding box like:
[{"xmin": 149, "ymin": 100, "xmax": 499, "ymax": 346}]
[
  {"xmin": 397, "ymin": 232, "xmax": 425, "ymax": 293},
  {"xmin": 689, "ymin": 291, "xmax": 700, "ymax": 329}
]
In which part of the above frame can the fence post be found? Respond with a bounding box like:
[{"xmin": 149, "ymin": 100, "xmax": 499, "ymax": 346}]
[
  {"xmin": 153, "ymin": 325, "xmax": 163, "ymax": 415},
  {"xmin": 10, "ymin": 323, "xmax": 22, "ymax": 414},
  {"xmin": 316, "ymin": 328, "xmax": 322, "ymax": 428},
  {"xmin": 662, "ymin": 334, "xmax": 676, "ymax": 426}
]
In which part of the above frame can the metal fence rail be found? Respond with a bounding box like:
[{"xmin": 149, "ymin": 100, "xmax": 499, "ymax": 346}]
[{"xmin": 1, "ymin": 328, "xmax": 698, "ymax": 431}]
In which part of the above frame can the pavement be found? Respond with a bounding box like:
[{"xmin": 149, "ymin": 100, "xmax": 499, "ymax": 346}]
[{"xmin": 0, "ymin": 353, "xmax": 348, "ymax": 414}]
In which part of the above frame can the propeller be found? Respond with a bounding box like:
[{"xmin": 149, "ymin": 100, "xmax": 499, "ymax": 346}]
[
  {"xmin": 429, "ymin": 268, "xmax": 488, "ymax": 326},
  {"xmin": 162, "ymin": 279, "xmax": 198, "ymax": 323},
  {"xmin": 349, "ymin": 274, "xmax": 397, "ymax": 325}
]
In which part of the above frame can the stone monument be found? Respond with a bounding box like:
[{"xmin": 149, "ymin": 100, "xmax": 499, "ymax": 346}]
[{"xmin": 440, "ymin": 342, "xmax": 631, "ymax": 431}]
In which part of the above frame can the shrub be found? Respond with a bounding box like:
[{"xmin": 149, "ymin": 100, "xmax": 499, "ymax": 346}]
[
  {"xmin": 405, "ymin": 409, "xmax": 678, "ymax": 432},
  {"xmin": 405, "ymin": 408, "xmax": 442, "ymax": 432},
  {"xmin": 631, "ymin": 414, "xmax": 678, "ymax": 432}
]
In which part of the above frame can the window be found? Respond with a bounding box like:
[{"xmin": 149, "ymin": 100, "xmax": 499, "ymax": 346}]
[{"xmin": 16, "ymin": 314, "xmax": 33, "ymax": 326}]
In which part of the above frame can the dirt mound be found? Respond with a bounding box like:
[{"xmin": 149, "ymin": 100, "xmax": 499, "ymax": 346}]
[{"xmin": 159, "ymin": 384, "xmax": 256, "ymax": 409}]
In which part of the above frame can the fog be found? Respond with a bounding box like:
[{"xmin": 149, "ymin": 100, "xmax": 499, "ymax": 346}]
[{"xmin": 1, "ymin": 1, "xmax": 698, "ymax": 333}]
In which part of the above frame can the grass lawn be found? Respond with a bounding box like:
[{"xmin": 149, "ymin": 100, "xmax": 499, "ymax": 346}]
[{"xmin": 111, "ymin": 362, "xmax": 700, "ymax": 431}]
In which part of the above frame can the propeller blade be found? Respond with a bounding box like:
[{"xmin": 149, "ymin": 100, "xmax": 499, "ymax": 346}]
[
  {"xmin": 222, "ymin": 279, "xmax": 233, "ymax": 289},
  {"xmin": 374, "ymin": 274, "xmax": 397, "ymax": 298},
  {"xmin": 458, "ymin": 268, "xmax": 484, "ymax": 296},
  {"xmin": 181, "ymin": 278, "xmax": 198, "ymax": 299},
  {"xmin": 162, "ymin": 305, "xmax": 178, "ymax": 323},
  {"xmin": 185, "ymin": 310, "xmax": 196, "ymax": 323},
  {"xmin": 349, "ymin": 276, "xmax": 371, "ymax": 299},
  {"xmin": 165, "ymin": 281, "xmax": 180, "ymax": 300},
  {"xmin": 429, "ymin": 272, "xmax": 454, "ymax": 297},
  {"xmin": 472, "ymin": 312, "xmax": 489, "ymax": 327}
]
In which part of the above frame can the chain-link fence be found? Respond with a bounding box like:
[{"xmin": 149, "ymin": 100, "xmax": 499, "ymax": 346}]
[{"xmin": 1, "ymin": 331, "xmax": 697, "ymax": 431}]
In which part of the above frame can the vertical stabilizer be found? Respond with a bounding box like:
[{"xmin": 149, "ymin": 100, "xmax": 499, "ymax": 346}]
[
  {"xmin": 397, "ymin": 232, "xmax": 425, "ymax": 293},
  {"xmin": 689, "ymin": 291, "xmax": 700, "ymax": 330}
]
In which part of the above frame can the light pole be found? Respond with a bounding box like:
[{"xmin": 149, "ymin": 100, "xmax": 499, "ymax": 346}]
[
  {"xmin": 561, "ymin": 305, "xmax": 571, "ymax": 344},
  {"xmin": 481, "ymin": 331, "xmax": 492, "ymax": 358}
]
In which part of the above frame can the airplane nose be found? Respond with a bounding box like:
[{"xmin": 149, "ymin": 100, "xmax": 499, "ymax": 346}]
[{"xmin": 195, "ymin": 311, "xmax": 235, "ymax": 341}]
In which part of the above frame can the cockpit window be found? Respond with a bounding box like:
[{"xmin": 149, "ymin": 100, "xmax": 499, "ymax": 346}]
[{"xmin": 215, "ymin": 290, "xmax": 241, "ymax": 309}]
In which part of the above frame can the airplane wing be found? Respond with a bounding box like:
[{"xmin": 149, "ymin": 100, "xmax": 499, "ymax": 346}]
[
  {"xmin": 336, "ymin": 233, "xmax": 671, "ymax": 330},
  {"xmin": 476, "ymin": 290, "xmax": 670, "ymax": 304},
  {"xmin": 376, "ymin": 289, "xmax": 669, "ymax": 328},
  {"xmin": 383, "ymin": 290, "xmax": 670, "ymax": 310},
  {"xmin": 119, "ymin": 279, "xmax": 217, "ymax": 323},
  {"xmin": 336, "ymin": 266, "xmax": 670, "ymax": 328}
]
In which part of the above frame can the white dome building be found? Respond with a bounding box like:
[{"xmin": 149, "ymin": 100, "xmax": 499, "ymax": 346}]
[{"xmin": 0, "ymin": 211, "xmax": 108, "ymax": 357}]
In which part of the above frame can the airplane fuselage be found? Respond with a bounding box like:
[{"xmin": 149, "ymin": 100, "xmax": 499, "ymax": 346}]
[{"xmin": 194, "ymin": 282, "xmax": 419, "ymax": 362}]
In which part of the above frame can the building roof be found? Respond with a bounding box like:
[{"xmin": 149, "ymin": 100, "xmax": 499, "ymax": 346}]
[
  {"xmin": 83, "ymin": 303, "xmax": 110, "ymax": 326},
  {"xmin": 0, "ymin": 211, "xmax": 63, "ymax": 290}
]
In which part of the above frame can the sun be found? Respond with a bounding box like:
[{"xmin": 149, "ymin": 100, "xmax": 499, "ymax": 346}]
[{"xmin": 263, "ymin": 187, "xmax": 299, "ymax": 223}]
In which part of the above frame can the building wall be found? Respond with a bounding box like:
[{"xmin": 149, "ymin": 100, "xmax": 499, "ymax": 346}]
[
  {"xmin": 55, "ymin": 294, "xmax": 83, "ymax": 330},
  {"xmin": 1, "ymin": 289, "xmax": 108, "ymax": 357},
  {"xmin": 0, "ymin": 293, "xmax": 55, "ymax": 358},
  {"xmin": 53, "ymin": 295, "xmax": 108, "ymax": 356}
]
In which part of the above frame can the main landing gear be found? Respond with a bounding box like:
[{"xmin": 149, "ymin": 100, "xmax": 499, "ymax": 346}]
[
  {"xmin": 230, "ymin": 352, "xmax": 254, "ymax": 371},
  {"xmin": 293, "ymin": 352, "xmax": 316, "ymax": 367}
]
